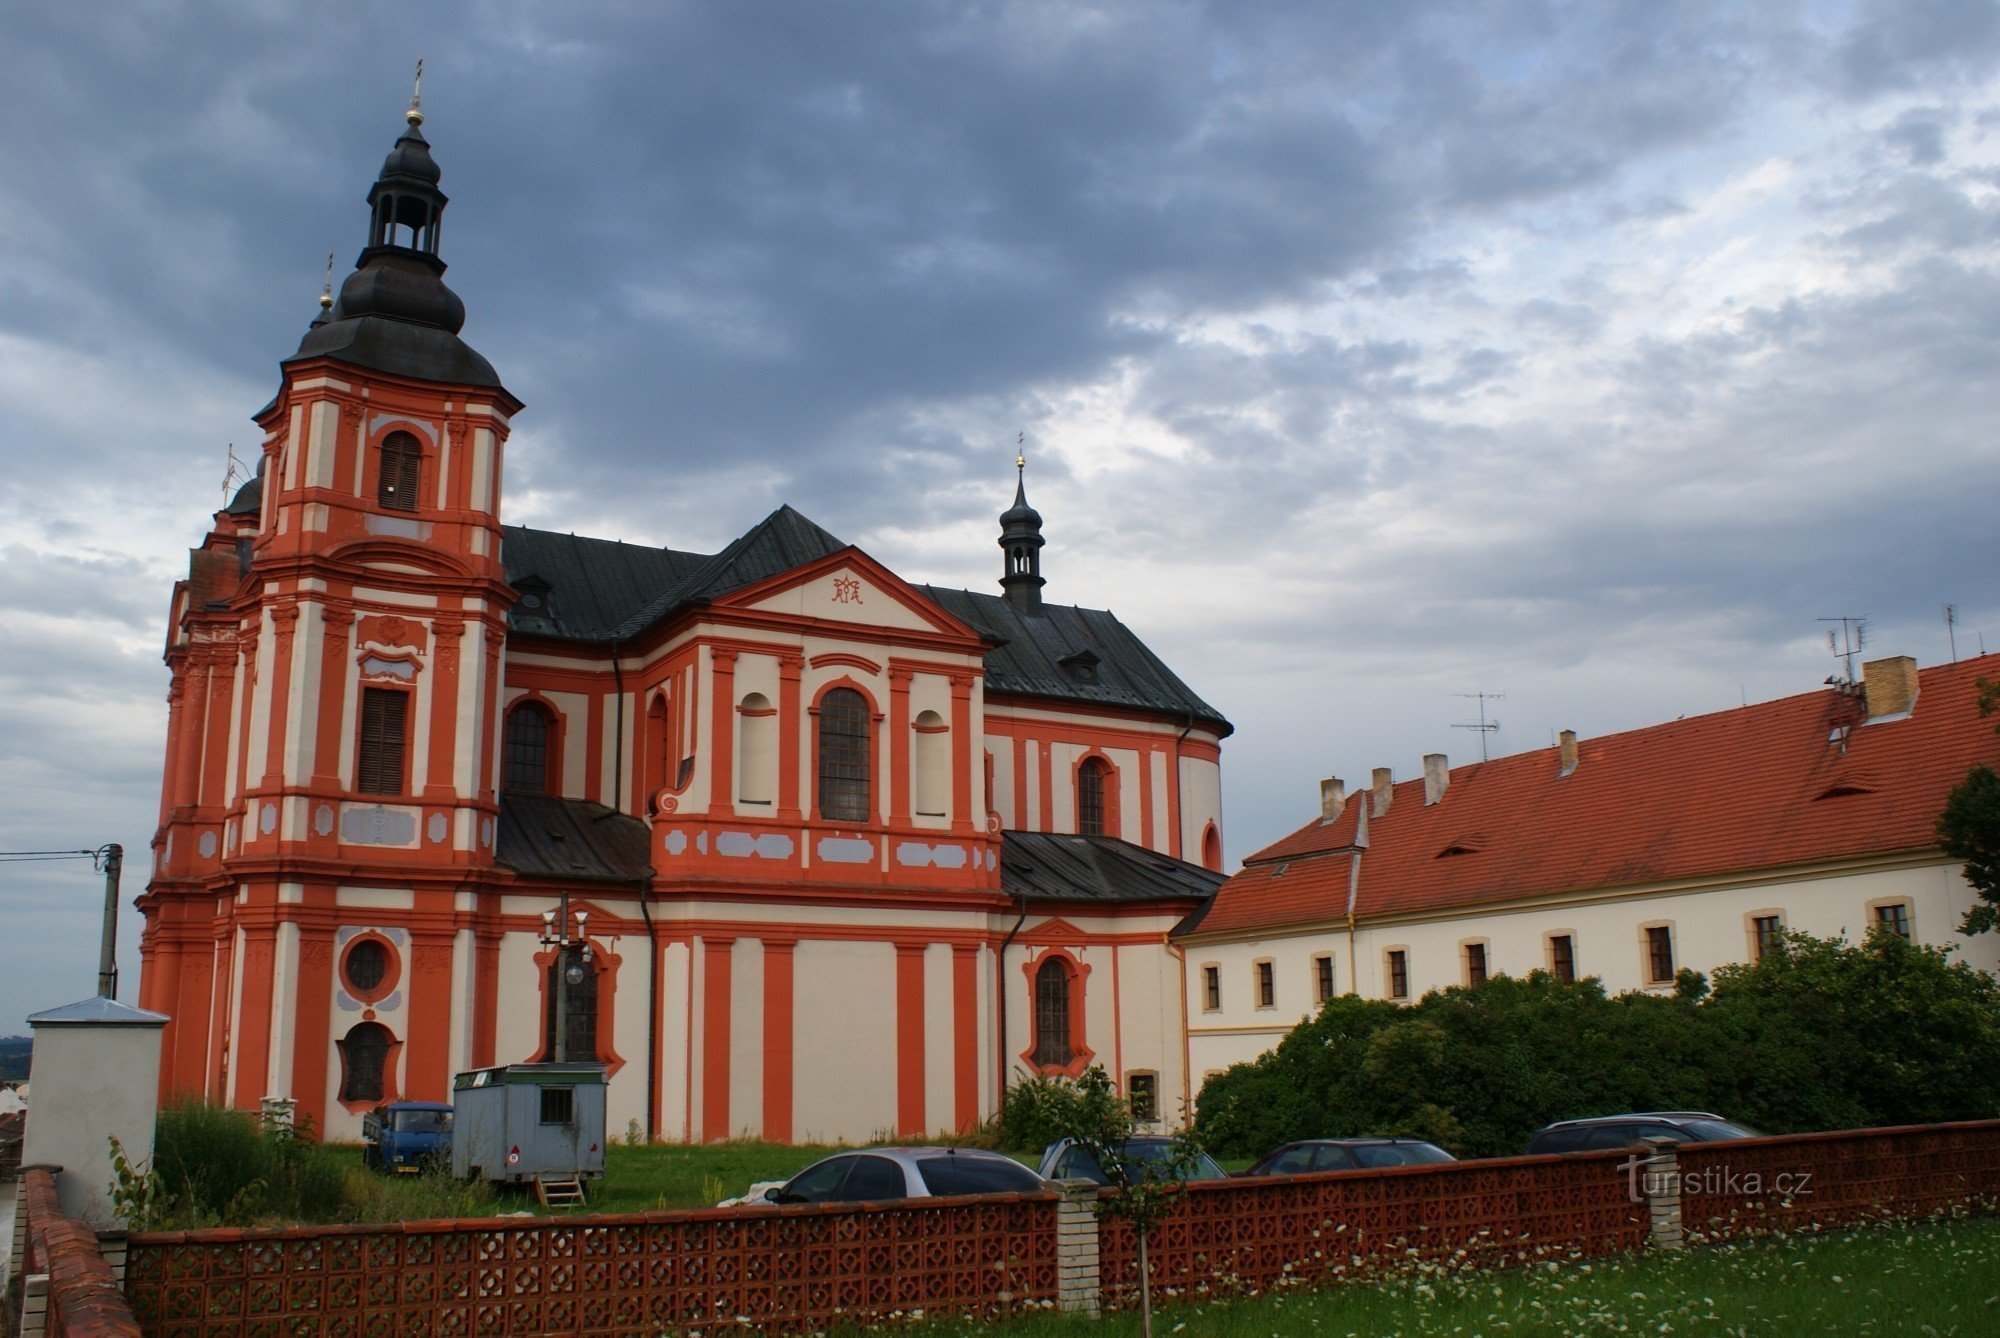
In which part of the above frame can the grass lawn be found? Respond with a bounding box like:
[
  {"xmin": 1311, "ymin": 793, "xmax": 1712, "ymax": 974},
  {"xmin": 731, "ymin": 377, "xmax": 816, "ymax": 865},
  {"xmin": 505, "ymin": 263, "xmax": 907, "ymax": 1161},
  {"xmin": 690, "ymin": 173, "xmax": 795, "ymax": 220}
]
[{"xmin": 839, "ymin": 1213, "xmax": 2000, "ymax": 1335}]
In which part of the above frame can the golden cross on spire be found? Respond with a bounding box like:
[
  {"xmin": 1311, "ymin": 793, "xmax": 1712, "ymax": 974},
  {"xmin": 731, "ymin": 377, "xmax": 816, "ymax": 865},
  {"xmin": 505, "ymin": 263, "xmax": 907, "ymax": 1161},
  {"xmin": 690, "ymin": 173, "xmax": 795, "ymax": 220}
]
[
  {"xmin": 408, "ymin": 57, "xmax": 425, "ymax": 125},
  {"xmin": 319, "ymin": 251, "xmax": 334, "ymax": 310}
]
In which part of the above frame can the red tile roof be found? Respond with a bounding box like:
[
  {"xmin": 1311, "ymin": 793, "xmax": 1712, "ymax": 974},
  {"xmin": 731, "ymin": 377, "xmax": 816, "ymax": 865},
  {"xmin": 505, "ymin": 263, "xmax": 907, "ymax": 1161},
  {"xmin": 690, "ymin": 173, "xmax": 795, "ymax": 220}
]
[{"xmin": 1187, "ymin": 656, "xmax": 2000, "ymax": 938}]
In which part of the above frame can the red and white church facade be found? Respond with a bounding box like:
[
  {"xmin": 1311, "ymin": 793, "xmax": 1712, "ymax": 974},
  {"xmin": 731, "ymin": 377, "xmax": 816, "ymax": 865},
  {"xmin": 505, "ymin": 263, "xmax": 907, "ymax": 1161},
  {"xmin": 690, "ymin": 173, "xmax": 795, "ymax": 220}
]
[{"xmin": 137, "ymin": 106, "xmax": 1231, "ymax": 1144}]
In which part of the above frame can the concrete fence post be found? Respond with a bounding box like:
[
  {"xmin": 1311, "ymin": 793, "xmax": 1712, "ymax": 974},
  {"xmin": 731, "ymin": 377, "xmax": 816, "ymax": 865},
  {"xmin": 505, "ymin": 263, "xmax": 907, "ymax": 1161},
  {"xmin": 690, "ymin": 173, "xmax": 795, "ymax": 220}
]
[
  {"xmin": 1053, "ymin": 1179, "xmax": 1101, "ymax": 1317},
  {"xmin": 1641, "ymin": 1136, "xmax": 1684, "ymax": 1250}
]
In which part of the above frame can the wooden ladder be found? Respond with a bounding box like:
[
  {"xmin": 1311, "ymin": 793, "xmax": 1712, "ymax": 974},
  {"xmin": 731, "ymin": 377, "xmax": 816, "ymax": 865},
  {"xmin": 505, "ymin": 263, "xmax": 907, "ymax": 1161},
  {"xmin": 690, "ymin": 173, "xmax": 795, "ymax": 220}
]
[{"xmin": 535, "ymin": 1174, "xmax": 587, "ymax": 1210}]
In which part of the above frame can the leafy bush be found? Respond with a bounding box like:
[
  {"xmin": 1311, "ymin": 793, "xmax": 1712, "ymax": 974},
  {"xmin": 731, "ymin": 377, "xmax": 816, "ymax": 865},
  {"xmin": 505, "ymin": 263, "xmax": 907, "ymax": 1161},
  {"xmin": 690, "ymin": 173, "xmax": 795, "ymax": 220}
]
[
  {"xmin": 1194, "ymin": 932, "xmax": 2000, "ymax": 1160},
  {"xmin": 995, "ymin": 1070, "xmax": 1095, "ymax": 1153}
]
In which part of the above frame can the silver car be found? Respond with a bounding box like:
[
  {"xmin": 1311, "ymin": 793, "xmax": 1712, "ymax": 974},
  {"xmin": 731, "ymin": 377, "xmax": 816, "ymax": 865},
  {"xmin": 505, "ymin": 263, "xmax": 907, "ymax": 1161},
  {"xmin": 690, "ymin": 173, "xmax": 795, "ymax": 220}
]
[{"xmin": 760, "ymin": 1147, "xmax": 1046, "ymax": 1205}]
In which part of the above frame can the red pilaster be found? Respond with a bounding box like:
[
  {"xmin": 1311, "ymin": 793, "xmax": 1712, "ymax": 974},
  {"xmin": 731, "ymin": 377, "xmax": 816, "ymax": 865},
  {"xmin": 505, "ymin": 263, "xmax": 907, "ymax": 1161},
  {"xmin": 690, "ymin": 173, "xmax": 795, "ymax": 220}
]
[
  {"xmin": 291, "ymin": 921, "xmax": 334, "ymax": 1133},
  {"xmin": 948, "ymin": 673, "xmax": 975, "ymax": 834},
  {"xmin": 888, "ymin": 668, "xmax": 914, "ymax": 825},
  {"xmin": 701, "ymin": 937, "xmax": 734, "ymax": 1140},
  {"xmin": 710, "ymin": 649, "xmax": 738, "ymax": 813},
  {"xmin": 952, "ymin": 944, "xmax": 980, "ymax": 1133},
  {"xmin": 777, "ymin": 654, "xmax": 804, "ymax": 820},
  {"xmin": 423, "ymin": 619, "xmax": 464, "ymax": 801},
  {"xmin": 895, "ymin": 943, "xmax": 926, "ymax": 1137},
  {"xmin": 231, "ymin": 925, "xmax": 277, "ymax": 1107},
  {"xmin": 405, "ymin": 936, "xmax": 454, "ymax": 1100},
  {"xmin": 311, "ymin": 607, "xmax": 353, "ymax": 789},
  {"xmin": 261, "ymin": 607, "xmax": 299, "ymax": 789},
  {"xmin": 471, "ymin": 926, "xmax": 502, "ymax": 1067},
  {"xmin": 762, "ymin": 938, "xmax": 795, "ymax": 1143}
]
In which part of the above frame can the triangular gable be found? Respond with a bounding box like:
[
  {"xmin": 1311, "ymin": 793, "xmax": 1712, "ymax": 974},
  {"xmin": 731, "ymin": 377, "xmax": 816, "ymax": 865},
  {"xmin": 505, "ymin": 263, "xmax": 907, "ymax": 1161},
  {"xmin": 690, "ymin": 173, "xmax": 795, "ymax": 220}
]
[
  {"xmin": 1021, "ymin": 917, "xmax": 1088, "ymax": 943},
  {"xmin": 719, "ymin": 547, "xmax": 985, "ymax": 640}
]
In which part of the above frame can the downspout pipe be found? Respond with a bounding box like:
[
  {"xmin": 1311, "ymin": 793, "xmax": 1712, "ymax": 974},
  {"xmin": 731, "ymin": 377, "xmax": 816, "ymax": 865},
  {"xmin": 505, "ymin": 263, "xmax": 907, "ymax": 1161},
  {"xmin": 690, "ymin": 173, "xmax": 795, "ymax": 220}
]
[
  {"xmin": 607, "ymin": 638, "xmax": 658, "ymax": 1140},
  {"xmin": 996, "ymin": 887, "xmax": 1030, "ymax": 1103}
]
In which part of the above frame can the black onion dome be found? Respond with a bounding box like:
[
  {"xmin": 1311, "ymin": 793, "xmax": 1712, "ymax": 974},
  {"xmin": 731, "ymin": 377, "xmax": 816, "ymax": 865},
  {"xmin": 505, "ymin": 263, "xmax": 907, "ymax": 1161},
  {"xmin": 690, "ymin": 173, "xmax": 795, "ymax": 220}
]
[
  {"xmin": 282, "ymin": 109, "xmax": 507, "ymax": 392},
  {"xmin": 379, "ymin": 121, "xmax": 442, "ymax": 185},
  {"xmin": 225, "ymin": 468, "xmax": 263, "ymax": 517},
  {"xmin": 1000, "ymin": 475, "xmax": 1042, "ymax": 528}
]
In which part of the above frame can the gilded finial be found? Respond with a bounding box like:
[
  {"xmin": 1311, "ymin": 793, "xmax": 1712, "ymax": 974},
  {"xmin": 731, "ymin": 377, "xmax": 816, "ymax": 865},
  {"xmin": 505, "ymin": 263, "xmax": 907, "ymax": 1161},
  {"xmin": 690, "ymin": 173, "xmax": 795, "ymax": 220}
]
[
  {"xmin": 319, "ymin": 251, "xmax": 334, "ymax": 310},
  {"xmin": 407, "ymin": 57, "xmax": 425, "ymax": 125},
  {"xmin": 1016, "ymin": 431, "xmax": 1025, "ymax": 475}
]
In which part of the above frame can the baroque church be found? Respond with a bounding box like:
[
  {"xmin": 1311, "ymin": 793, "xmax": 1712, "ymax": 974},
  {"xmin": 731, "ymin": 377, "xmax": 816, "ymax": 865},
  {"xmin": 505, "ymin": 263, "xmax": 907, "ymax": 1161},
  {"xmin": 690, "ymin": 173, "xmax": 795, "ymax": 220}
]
[{"xmin": 138, "ymin": 104, "xmax": 1232, "ymax": 1143}]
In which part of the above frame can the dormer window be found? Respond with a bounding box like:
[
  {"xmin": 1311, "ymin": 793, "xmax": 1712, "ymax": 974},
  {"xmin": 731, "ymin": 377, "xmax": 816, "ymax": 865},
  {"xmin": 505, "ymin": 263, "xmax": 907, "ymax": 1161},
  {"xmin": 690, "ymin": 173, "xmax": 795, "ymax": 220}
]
[
  {"xmin": 378, "ymin": 432, "xmax": 422, "ymax": 512},
  {"xmin": 1059, "ymin": 649, "xmax": 1100, "ymax": 685},
  {"xmin": 512, "ymin": 575, "xmax": 555, "ymax": 623}
]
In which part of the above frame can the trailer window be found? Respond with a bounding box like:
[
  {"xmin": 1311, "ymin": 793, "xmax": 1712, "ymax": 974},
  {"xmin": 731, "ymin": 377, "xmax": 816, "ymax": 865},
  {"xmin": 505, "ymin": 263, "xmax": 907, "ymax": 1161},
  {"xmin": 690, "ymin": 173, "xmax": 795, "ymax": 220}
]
[{"xmin": 540, "ymin": 1087, "xmax": 575, "ymax": 1125}]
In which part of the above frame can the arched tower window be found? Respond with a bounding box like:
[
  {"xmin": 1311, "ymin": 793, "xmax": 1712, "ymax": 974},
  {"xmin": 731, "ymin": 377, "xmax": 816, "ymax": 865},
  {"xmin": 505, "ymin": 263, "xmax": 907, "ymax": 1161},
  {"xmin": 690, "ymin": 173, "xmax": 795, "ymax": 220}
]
[
  {"xmin": 504, "ymin": 702, "xmax": 555, "ymax": 794},
  {"xmin": 377, "ymin": 432, "xmax": 422, "ymax": 512},
  {"xmin": 817, "ymin": 687, "xmax": 871, "ymax": 823},
  {"xmin": 1201, "ymin": 822, "xmax": 1223, "ymax": 872},
  {"xmin": 1077, "ymin": 757, "xmax": 1114, "ymax": 838},
  {"xmin": 1032, "ymin": 957, "xmax": 1075, "ymax": 1069},
  {"xmin": 337, "ymin": 1021, "xmax": 393, "ymax": 1103},
  {"xmin": 913, "ymin": 709, "xmax": 948, "ymax": 817},
  {"xmin": 646, "ymin": 692, "xmax": 672, "ymax": 794}
]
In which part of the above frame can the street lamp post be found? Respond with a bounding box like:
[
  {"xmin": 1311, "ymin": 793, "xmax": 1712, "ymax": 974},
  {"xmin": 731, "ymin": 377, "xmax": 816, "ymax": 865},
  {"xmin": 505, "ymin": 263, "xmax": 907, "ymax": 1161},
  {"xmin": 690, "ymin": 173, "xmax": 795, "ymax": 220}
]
[{"xmin": 538, "ymin": 892, "xmax": 592, "ymax": 1063}]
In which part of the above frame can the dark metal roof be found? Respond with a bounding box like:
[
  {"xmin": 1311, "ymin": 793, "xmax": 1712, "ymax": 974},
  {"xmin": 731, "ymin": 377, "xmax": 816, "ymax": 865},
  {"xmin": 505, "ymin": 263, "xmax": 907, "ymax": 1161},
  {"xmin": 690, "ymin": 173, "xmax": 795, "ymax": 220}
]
[
  {"xmin": 496, "ymin": 794, "xmax": 652, "ymax": 884},
  {"xmin": 499, "ymin": 508, "xmax": 1228, "ymax": 734},
  {"xmin": 920, "ymin": 587, "xmax": 1231, "ymax": 735},
  {"xmin": 604, "ymin": 505, "xmax": 850, "ymax": 641},
  {"xmin": 286, "ymin": 314, "xmax": 501, "ymax": 389},
  {"xmin": 1000, "ymin": 830, "xmax": 1223, "ymax": 905},
  {"xmin": 500, "ymin": 526, "xmax": 710, "ymax": 639}
]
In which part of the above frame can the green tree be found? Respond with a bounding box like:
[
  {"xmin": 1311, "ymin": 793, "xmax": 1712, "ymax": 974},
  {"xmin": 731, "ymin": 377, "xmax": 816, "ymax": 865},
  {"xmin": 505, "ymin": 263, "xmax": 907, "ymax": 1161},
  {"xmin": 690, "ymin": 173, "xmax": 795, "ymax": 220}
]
[
  {"xmin": 1047, "ymin": 1064, "xmax": 1205, "ymax": 1338},
  {"xmin": 1936, "ymin": 676, "xmax": 2000, "ymax": 935}
]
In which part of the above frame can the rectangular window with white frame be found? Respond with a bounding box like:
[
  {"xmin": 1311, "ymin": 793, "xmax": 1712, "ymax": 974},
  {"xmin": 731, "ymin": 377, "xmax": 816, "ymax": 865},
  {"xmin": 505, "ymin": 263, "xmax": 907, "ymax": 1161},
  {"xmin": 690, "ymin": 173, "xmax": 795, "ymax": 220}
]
[
  {"xmin": 1201, "ymin": 963, "xmax": 1221, "ymax": 1012},
  {"xmin": 1313, "ymin": 954, "xmax": 1335, "ymax": 1003},
  {"xmin": 1643, "ymin": 924, "xmax": 1675, "ymax": 985},
  {"xmin": 1385, "ymin": 947, "xmax": 1410, "ymax": 1000},
  {"xmin": 1254, "ymin": 958, "xmax": 1275, "ymax": 1009},
  {"xmin": 1872, "ymin": 901, "xmax": 1912, "ymax": 941},
  {"xmin": 1462, "ymin": 940, "xmax": 1489, "ymax": 988},
  {"xmin": 1546, "ymin": 932, "xmax": 1576, "ymax": 985}
]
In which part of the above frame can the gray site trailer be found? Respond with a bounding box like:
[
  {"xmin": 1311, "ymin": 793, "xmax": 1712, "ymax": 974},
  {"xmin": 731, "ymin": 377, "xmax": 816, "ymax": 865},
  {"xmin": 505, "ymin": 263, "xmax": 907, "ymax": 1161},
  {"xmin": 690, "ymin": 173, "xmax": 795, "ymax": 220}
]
[{"xmin": 451, "ymin": 1063, "xmax": 608, "ymax": 1184}]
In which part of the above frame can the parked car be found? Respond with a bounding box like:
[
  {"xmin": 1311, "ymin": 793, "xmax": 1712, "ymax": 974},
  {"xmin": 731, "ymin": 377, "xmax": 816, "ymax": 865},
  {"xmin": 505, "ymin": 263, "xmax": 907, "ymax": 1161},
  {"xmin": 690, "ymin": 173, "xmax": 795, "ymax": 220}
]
[
  {"xmin": 1242, "ymin": 1138, "xmax": 1456, "ymax": 1176},
  {"xmin": 756, "ymin": 1147, "xmax": 1046, "ymax": 1205},
  {"xmin": 1526, "ymin": 1112, "xmax": 1762, "ymax": 1155},
  {"xmin": 361, "ymin": 1100, "xmax": 454, "ymax": 1174},
  {"xmin": 1036, "ymin": 1136, "xmax": 1230, "ymax": 1186}
]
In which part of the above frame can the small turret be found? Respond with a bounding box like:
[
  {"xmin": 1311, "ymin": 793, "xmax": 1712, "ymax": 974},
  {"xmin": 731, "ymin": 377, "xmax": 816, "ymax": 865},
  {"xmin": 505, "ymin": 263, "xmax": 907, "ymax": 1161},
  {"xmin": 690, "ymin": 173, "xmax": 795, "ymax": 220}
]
[{"xmin": 999, "ymin": 453, "xmax": 1046, "ymax": 615}]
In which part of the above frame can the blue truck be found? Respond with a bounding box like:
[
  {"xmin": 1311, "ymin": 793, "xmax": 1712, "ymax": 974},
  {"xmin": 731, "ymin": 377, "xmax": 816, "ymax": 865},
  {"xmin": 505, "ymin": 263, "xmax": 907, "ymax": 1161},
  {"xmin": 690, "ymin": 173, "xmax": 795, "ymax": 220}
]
[{"xmin": 361, "ymin": 1101, "xmax": 454, "ymax": 1173}]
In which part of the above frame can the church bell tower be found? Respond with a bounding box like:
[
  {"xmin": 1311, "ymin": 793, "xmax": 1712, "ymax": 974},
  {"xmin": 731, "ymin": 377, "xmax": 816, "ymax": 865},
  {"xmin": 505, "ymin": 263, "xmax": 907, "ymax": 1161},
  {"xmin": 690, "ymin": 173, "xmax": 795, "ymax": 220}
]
[{"xmin": 141, "ymin": 87, "xmax": 524, "ymax": 1126}]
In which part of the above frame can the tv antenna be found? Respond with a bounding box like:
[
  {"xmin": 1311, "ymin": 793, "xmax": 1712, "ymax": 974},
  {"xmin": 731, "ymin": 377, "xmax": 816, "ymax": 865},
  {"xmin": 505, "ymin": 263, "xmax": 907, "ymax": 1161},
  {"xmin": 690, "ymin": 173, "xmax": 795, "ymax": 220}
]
[
  {"xmin": 1451, "ymin": 691, "xmax": 1505, "ymax": 761},
  {"xmin": 220, "ymin": 442, "xmax": 248, "ymax": 506},
  {"xmin": 1819, "ymin": 615, "xmax": 1868, "ymax": 682}
]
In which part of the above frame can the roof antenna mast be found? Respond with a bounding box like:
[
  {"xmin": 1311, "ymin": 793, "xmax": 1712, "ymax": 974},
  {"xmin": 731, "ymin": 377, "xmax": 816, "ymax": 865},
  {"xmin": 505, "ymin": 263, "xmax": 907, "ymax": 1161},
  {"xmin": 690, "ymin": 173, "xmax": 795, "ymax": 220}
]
[
  {"xmin": 1818, "ymin": 615, "xmax": 1868, "ymax": 683},
  {"xmin": 1451, "ymin": 690, "xmax": 1505, "ymax": 762}
]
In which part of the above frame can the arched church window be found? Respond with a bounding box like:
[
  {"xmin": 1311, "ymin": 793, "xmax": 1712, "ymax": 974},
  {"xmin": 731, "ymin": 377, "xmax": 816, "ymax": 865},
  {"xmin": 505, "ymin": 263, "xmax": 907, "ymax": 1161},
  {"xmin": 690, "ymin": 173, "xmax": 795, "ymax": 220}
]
[
  {"xmin": 1032, "ymin": 957, "xmax": 1074, "ymax": 1070},
  {"xmin": 338, "ymin": 1021, "xmax": 392, "ymax": 1103},
  {"xmin": 377, "ymin": 432, "xmax": 422, "ymax": 512},
  {"xmin": 544, "ymin": 946, "xmax": 599, "ymax": 1063},
  {"xmin": 1077, "ymin": 758, "xmax": 1113, "ymax": 838},
  {"xmin": 817, "ymin": 687, "xmax": 871, "ymax": 823},
  {"xmin": 504, "ymin": 702, "xmax": 555, "ymax": 794},
  {"xmin": 1201, "ymin": 822, "xmax": 1223, "ymax": 872},
  {"xmin": 647, "ymin": 692, "xmax": 672, "ymax": 794}
]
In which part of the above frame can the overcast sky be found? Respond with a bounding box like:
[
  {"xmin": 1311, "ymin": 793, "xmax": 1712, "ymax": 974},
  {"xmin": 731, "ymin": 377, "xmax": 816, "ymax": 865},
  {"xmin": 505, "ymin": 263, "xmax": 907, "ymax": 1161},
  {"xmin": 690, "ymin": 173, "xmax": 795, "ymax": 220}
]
[{"xmin": 2, "ymin": 1, "xmax": 1996, "ymax": 1031}]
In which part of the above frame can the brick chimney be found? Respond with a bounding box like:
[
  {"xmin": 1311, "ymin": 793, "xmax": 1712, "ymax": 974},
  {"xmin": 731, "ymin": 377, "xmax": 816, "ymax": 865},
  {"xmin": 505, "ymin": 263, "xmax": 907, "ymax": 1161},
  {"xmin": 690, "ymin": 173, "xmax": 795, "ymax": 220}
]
[
  {"xmin": 1422, "ymin": 753, "xmax": 1449, "ymax": 805},
  {"xmin": 1862, "ymin": 656, "xmax": 1919, "ymax": 719},
  {"xmin": 1319, "ymin": 777, "xmax": 1345, "ymax": 819},
  {"xmin": 1370, "ymin": 767, "xmax": 1394, "ymax": 817},
  {"xmin": 1559, "ymin": 729, "xmax": 1578, "ymax": 777}
]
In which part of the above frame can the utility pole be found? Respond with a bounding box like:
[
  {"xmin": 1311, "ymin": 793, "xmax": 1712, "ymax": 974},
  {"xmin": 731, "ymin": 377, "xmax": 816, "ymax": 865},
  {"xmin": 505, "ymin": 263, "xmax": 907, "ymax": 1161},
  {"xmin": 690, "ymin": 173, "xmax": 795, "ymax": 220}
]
[{"xmin": 96, "ymin": 843, "xmax": 123, "ymax": 999}]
